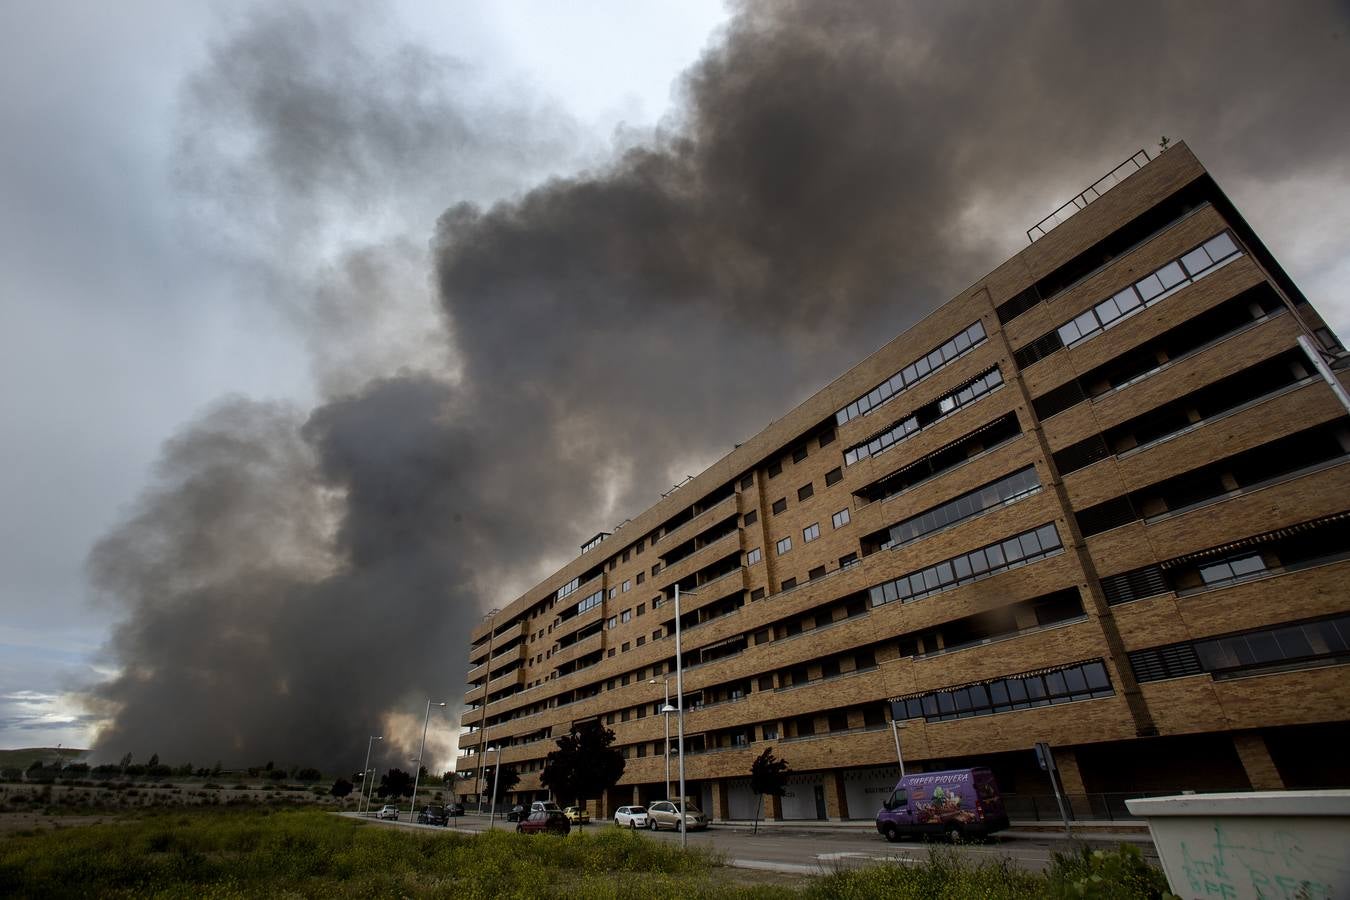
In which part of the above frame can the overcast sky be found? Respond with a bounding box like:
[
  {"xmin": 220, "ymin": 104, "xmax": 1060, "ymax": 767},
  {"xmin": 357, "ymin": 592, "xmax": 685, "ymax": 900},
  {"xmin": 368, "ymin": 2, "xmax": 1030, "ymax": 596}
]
[{"xmin": 1, "ymin": 1, "xmax": 1345, "ymax": 769}]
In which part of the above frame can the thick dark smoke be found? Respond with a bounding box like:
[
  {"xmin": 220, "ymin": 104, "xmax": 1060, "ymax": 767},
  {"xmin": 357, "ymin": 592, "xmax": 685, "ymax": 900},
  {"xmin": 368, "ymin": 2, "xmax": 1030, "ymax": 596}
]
[{"xmin": 84, "ymin": 0, "xmax": 1350, "ymax": 770}]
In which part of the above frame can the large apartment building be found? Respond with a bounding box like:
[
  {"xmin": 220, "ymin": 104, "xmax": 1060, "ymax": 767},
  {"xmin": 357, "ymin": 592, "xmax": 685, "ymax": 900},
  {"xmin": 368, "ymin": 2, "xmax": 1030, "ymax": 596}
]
[{"xmin": 458, "ymin": 142, "xmax": 1350, "ymax": 821}]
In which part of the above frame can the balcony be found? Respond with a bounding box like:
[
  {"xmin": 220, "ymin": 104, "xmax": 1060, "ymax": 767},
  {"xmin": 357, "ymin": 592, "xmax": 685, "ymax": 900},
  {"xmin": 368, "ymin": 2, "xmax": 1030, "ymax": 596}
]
[
  {"xmin": 486, "ymin": 668, "xmax": 525, "ymax": 696},
  {"xmin": 550, "ymin": 629, "xmax": 604, "ymax": 670},
  {"xmin": 653, "ymin": 493, "xmax": 739, "ymax": 553},
  {"xmin": 657, "ymin": 530, "xmax": 742, "ymax": 591}
]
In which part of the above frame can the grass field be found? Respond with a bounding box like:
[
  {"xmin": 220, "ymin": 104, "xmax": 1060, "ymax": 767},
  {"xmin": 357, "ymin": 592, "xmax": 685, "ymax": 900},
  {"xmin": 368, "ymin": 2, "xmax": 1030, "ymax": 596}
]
[
  {"xmin": 0, "ymin": 749, "xmax": 85, "ymax": 771},
  {"xmin": 0, "ymin": 807, "xmax": 1174, "ymax": 899}
]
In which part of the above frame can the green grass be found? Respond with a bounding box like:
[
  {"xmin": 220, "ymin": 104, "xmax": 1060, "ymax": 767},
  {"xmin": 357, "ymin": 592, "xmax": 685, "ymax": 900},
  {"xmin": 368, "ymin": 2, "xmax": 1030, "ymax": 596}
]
[
  {"xmin": 0, "ymin": 807, "xmax": 1175, "ymax": 899},
  {"xmin": 0, "ymin": 748, "xmax": 86, "ymax": 770}
]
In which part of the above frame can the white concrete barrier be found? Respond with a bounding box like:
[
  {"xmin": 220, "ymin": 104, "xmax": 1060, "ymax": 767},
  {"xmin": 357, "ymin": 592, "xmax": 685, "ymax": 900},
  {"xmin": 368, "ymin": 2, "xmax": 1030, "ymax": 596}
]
[{"xmin": 1125, "ymin": 790, "xmax": 1350, "ymax": 899}]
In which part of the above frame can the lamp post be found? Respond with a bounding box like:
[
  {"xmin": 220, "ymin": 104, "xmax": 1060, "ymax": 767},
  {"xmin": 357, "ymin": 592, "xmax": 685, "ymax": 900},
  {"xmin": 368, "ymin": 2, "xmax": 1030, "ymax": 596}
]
[
  {"xmin": 359, "ymin": 735, "xmax": 383, "ymax": 815},
  {"xmin": 674, "ymin": 583, "xmax": 696, "ymax": 850},
  {"xmin": 649, "ymin": 676, "xmax": 671, "ymax": 800},
  {"xmin": 409, "ymin": 699, "xmax": 448, "ymax": 822},
  {"xmin": 486, "ymin": 745, "xmax": 503, "ymax": 830},
  {"xmin": 890, "ymin": 715, "xmax": 907, "ymax": 778},
  {"xmin": 475, "ymin": 609, "xmax": 501, "ymax": 814}
]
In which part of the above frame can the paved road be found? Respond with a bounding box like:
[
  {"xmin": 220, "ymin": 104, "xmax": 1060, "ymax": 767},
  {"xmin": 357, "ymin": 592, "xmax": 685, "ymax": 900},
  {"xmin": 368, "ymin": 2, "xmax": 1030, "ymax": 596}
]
[{"xmin": 339, "ymin": 812, "xmax": 1157, "ymax": 875}]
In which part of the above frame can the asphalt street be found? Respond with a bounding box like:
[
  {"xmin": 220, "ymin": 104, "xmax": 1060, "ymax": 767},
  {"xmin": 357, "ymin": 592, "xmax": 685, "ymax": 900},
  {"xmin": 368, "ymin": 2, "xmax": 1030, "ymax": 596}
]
[{"xmin": 339, "ymin": 811, "xmax": 1158, "ymax": 876}]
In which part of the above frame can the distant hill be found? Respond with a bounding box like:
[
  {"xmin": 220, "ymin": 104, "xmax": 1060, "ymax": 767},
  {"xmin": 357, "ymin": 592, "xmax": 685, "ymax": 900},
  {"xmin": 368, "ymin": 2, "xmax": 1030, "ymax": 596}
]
[{"xmin": 0, "ymin": 747, "xmax": 88, "ymax": 769}]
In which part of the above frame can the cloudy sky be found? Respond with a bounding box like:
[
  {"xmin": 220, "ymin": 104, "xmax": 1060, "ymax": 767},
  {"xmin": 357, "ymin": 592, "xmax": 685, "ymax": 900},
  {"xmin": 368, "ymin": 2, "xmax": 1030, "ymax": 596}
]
[{"xmin": 1, "ymin": 0, "xmax": 1345, "ymax": 772}]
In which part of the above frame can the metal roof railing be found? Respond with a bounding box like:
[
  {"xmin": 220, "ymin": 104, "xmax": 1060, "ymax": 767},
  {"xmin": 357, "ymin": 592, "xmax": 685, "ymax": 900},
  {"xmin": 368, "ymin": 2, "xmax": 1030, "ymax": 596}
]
[{"xmin": 1027, "ymin": 150, "xmax": 1150, "ymax": 243}]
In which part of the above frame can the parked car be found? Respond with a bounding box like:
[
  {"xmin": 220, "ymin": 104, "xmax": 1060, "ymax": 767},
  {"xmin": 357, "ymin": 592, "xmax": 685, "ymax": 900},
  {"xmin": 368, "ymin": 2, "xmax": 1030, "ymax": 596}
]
[
  {"xmin": 506, "ymin": 804, "xmax": 527, "ymax": 822},
  {"xmin": 563, "ymin": 805, "xmax": 590, "ymax": 825},
  {"xmin": 646, "ymin": 800, "xmax": 709, "ymax": 831},
  {"xmin": 376, "ymin": 805, "xmax": 400, "ymax": 820},
  {"xmin": 516, "ymin": 810, "xmax": 571, "ymax": 836},
  {"xmin": 446, "ymin": 802, "xmax": 465, "ymax": 817},
  {"xmin": 613, "ymin": 805, "xmax": 649, "ymax": 829},
  {"xmin": 875, "ymin": 767, "xmax": 1010, "ymax": 842},
  {"xmin": 531, "ymin": 800, "xmax": 563, "ymax": 814},
  {"xmin": 416, "ymin": 804, "xmax": 448, "ymax": 826}
]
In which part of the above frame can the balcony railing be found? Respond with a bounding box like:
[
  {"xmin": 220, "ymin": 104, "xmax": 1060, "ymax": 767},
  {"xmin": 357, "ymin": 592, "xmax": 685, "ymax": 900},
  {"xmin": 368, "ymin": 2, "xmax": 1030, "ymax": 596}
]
[{"xmin": 1027, "ymin": 150, "xmax": 1150, "ymax": 242}]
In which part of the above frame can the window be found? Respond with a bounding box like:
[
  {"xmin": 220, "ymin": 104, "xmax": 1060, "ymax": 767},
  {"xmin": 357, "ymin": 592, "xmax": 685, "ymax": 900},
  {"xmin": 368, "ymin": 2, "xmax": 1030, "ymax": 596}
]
[
  {"xmin": 869, "ymin": 523, "xmax": 1063, "ymax": 607},
  {"xmin": 744, "ymin": 509, "xmax": 758, "ymax": 526},
  {"xmin": 1051, "ymin": 232, "xmax": 1243, "ymax": 353},
  {"xmin": 835, "ymin": 320, "xmax": 988, "ymax": 425},
  {"xmin": 652, "ymin": 629, "xmax": 662, "ymax": 641},
  {"xmin": 839, "ymin": 552, "xmax": 858, "ymax": 568},
  {"xmin": 772, "ymin": 498, "xmax": 787, "ymax": 515},
  {"xmin": 652, "ymin": 564, "xmax": 660, "ymax": 576},
  {"xmin": 636, "ymin": 539, "xmax": 644, "ymax": 553},
  {"xmin": 608, "ymin": 559, "xmax": 616, "ymax": 571},
  {"xmin": 747, "ymin": 547, "xmax": 762, "ymax": 566},
  {"xmin": 607, "ymin": 649, "xmax": 616, "ymax": 658},
  {"xmin": 892, "ymin": 659, "xmax": 1113, "ymax": 722},
  {"xmin": 825, "ymin": 467, "xmax": 843, "ymax": 486},
  {"xmin": 844, "ymin": 367, "xmax": 1005, "ymax": 465},
  {"xmin": 636, "ymin": 636, "xmax": 645, "ymax": 647},
  {"xmin": 622, "ymin": 550, "xmax": 630, "ymax": 563},
  {"xmin": 768, "ymin": 460, "xmax": 782, "ymax": 478},
  {"xmin": 832, "ymin": 508, "xmax": 851, "ymax": 529},
  {"xmin": 621, "ymin": 609, "xmax": 632, "ymax": 623},
  {"xmin": 819, "ymin": 429, "xmax": 836, "ymax": 448},
  {"xmin": 803, "ymin": 523, "xmax": 820, "ymax": 543},
  {"xmin": 776, "ymin": 537, "xmax": 793, "ymax": 555},
  {"xmin": 751, "ymin": 587, "xmax": 766, "ymax": 601},
  {"xmin": 798, "ymin": 482, "xmax": 814, "ymax": 501},
  {"xmin": 1198, "ymin": 554, "xmax": 1268, "ymax": 587},
  {"xmin": 781, "ymin": 577, "xmax": 798, "ymax": 590},
  {"xmin": 576, "ymin": 590, "xmax": 604, "ymax": 615},
  {"xmin": 622, "ymin": 580, "xmax": 631, "ymax": 593},
  {"xmin": 792, "ymin": 446, "xmax": 808, "ymax": 463},
  {"xmin": 621, "ymin": 642, "xmax": 630, "ymax": 653},
  {"xmin": 607, "ymin": 616, "xmax": 617, "ymax": 629},
  {"xmin": 636, "ymin": 603, "xmax": 645, "ymax": 616},
  {"xmin": 739, "ymin": 473, "xmax": 754, "ymax": 490},
  {"xmin": 874, "ymin": 466, "xmax": 1041, "ymax": 551},
  {"xmin": 636, "ymin": 572, "xmax": 645, "ymax": 585},
  {"xmin": 809, "ymin": 566, "xmax": 826, "ymax": 580},
  {"xmin": 1132, "ymin": 614, "xmax": 1350, "ymax": 682}
]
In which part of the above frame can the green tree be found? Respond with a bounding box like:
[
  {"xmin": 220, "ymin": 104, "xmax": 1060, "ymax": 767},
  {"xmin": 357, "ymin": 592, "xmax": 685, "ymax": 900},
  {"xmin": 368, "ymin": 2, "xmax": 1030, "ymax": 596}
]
[
  {"xmin": 540, "ymin": 720, "xmax": 624, "ymax": 807},
  {"xmin": 268, "ymin": 768, "xmax": 288, "ymax": 781},
  {"xmin": 483, "ymin": 766, "xmax": 520, "ymax": 807},
  {"xmin": 749, "ymin": 747, "xmax": 790, "ymax": 835},
  {"xmin": 330, "ymin": 778, "xmax": 353, "ymax": 804},
  {"xmin": 118, "ymin": 752, "xmax": 133, "ymax": 773},
  {"xmin": 147, "ymin": 753, "xmax": 160, "ymax": 768},
  {"xmin": 296, "ymin": 768, "xmax": 322, "ymax": 782},
  {"xmin": 377, "ymin": 768, "xmax": 415, "ymax": 799}
]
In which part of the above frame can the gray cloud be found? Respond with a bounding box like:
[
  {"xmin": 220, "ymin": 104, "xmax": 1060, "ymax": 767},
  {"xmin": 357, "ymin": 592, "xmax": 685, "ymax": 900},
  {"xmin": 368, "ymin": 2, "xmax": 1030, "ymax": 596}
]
[{"xmin": 83, "ymin": 0, "xmax": 1350, "ymax": 769}]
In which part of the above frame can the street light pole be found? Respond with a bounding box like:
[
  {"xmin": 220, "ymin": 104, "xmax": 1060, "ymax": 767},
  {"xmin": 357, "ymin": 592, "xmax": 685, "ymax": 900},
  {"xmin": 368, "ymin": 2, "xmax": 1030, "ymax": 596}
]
[
  {"xmin": 359, "ymin": 735, "xmax": 383, "ymax": 815},
  {"xmin": 409, "ymin": 699, "xmax": 447, "ymax": 822},
  {"xmin": 487, "ymin": 745, "xmax": 503, "ymax": 830},
  {"xmin": 475, "ymin": 609, "xmax": 500, "ymax": 814},
  {"xmin": 674, "ymin": 583, "xmax": 694, "ymax": 851},
  {"xmin": 649, "ymin": 676, "xmax": 671, "ymax": 799},
  {"xmin": 890, "ymin": 717, "xmax": 907, "ymax": 778}
]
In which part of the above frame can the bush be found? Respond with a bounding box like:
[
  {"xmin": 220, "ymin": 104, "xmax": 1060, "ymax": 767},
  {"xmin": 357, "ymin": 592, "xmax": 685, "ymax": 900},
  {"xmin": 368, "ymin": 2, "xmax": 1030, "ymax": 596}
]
[{"xmin": 1045, "ymin": 844, "xmax": 1175, "ymax": 899}]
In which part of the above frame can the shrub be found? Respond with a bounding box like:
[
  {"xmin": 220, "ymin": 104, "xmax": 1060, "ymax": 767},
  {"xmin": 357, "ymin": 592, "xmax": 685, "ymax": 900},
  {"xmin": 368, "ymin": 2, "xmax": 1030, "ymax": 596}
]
[{"xmin": 1045, "ymin": 844, "xmax": 1175, "ymax": 899}]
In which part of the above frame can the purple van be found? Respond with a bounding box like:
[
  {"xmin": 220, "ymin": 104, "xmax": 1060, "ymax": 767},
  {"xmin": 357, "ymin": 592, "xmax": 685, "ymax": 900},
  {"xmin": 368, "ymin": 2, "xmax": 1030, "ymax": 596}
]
[{"xmin": 874, "ymin": 768, "xmax": 1010, "ymax": 842}]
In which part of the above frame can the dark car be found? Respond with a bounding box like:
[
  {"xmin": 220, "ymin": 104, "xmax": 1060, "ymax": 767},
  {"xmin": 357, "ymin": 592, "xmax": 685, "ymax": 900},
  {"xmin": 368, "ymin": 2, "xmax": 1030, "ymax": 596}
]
[
  {"xmin": 416, "ymin": 804, "xmax": 448, "ymax": 826},
  {"xmin": 506, "ymin": 804, "xmax": 527, "ymax": 822},
  {"xmin": 516, "ymin": 810, "xmax": 570, "ymax": 836},
  {"xmin": 446, "ymin": 802, "xmax": 465, "ymax": 817}
]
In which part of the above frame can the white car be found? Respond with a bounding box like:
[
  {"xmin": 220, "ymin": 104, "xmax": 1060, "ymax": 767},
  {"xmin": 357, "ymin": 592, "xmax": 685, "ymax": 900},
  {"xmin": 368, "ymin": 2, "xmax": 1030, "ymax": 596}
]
[
  {"xmin": 376, "ymin": 805, "xmax": 399, "ymax": 820},
  {"xmin": 614, "ymin": 805, "xmax": 649, "ymax": 829}
]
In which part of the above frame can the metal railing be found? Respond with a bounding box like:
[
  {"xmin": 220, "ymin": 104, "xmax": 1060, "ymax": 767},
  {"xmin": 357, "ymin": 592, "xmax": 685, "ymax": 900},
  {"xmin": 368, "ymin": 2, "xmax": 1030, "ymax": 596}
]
[{"xmin": 1027, "ymin": 150, "xmax": 1150, "ymax": 242}]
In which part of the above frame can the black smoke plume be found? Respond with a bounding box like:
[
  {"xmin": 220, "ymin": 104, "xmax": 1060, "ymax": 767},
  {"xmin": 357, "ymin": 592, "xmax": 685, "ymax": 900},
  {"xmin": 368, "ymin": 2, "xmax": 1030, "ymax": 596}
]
[{"xmin": 84, "ymin": 0, "xmax": 1350, "ymax": 770}]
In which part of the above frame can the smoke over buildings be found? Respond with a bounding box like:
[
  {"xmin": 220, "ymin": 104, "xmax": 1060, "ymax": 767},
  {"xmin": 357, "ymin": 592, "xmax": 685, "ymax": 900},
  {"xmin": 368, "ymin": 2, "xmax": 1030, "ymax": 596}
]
[{"xmin": 82, "ymin": 0, "xmax": 1350, "ymax": 770}]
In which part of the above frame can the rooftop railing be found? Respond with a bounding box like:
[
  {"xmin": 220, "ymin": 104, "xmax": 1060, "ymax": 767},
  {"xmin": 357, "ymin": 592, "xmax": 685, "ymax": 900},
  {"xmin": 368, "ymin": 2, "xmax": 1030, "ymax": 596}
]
[{"xmin": 1027, "ymin": 150, "xmax": 1150, "ymax": 243}]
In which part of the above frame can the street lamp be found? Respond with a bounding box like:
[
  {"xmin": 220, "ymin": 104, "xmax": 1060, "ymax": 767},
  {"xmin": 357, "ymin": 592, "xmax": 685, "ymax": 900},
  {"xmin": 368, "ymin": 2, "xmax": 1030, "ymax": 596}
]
[
  {"xmin": 486, "ymin": 745, "xmax": 504, "ymax": 830},
  {"xmin": 673, "ymin": 583, "xmax": 696, "ymax": 850},
  {"xmin": 359, "ymin": 735, "xmax": 383, "ymax": 815},
  {"xmin": 476, "ymin": 608, "xmax": 501, "ymax": 814},
  {"xmin": 409, "ymin": 699, "xmax": 448, "ymax": 822},
  {"xmin": 891, "ymin": 717, "xmax": 907, "ymax": 778},
  {"xmin": 649, "ymin": 676, "xmax": 671, "ymax": 800}
]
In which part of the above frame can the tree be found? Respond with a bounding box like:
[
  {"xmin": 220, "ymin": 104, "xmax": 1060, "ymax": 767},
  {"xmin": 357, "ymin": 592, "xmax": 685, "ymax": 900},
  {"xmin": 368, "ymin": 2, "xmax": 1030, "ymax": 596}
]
[
  {"xmin": 483, "ymin": 766, "xmax": 520, "ymax": 807},
  {"xmin": 147, "ymin": 753, "xmax": 160, "ymax": 768},
  {"xmin": 441, "ymin": 770, "xmax": 457, "ymax": 791},
  {"xmin": 377, "ymin": 768, "xmax": 415, "ymax": 799},
  {"xmin": 540, "ymin": 720, "xmax": 625, "ymax": 807},
  {"xmin": 331, "ymin": 778, "xmax": 354, "ymax": 804},
  {"xmin": 268, "ymin": 768, "xmax": 288, "ymax": 781},
  {"xmin": 296, "ymin": 768, "xmax": 322, "ymax": 782},
  {"xmin": 749, "ymin": 748, "xmax": 790, "ymax": 835},
  {"xmin": 119, "ymin": 753, "xmax": 133, "ymax": 773}
]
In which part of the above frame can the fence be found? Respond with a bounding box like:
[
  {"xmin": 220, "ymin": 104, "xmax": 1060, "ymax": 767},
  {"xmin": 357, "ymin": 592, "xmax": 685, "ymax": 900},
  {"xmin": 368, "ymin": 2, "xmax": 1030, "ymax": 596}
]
[{"xmin": 1026, "ymin": 150, "xmax": 1150, "ymax": 242}]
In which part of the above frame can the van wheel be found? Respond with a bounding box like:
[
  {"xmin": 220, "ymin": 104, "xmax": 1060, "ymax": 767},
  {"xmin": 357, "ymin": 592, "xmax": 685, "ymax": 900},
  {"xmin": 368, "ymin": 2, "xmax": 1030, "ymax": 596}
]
[
  {"xmin": 882, "ymin": 824, "xmax": 899, "ymax": 843},
  {"xmin": 946, "ymin": 823, "xmax": 962, "ymax": 843}
]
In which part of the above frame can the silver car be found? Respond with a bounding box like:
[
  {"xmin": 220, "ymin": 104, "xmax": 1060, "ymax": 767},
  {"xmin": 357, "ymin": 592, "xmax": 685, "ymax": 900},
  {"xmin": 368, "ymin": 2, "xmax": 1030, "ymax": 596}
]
[
  {"xmin": 614, "ymin": 805, "xmax": 649, "ymax": 828},
  {"xmin": 646, "ymin": 800, "xmax": 708, "ymax": 831}
]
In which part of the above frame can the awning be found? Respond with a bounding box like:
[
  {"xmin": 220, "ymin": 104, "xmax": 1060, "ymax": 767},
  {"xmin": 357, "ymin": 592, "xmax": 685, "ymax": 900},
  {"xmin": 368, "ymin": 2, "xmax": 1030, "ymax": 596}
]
[{"xmin": 1158, "ymin": 511, "xmax": 1350, "ymax": 570}]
